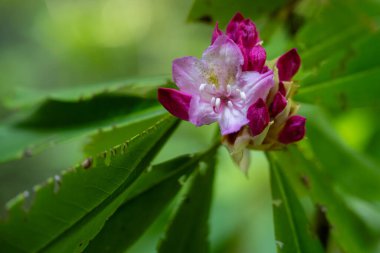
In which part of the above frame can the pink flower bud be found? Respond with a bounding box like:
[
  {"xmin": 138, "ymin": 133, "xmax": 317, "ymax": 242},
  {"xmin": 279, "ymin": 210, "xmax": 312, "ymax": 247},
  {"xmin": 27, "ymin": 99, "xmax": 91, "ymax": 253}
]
[
  {"xmin": 158, "ymin": 88, "xmax": 192, "ymax": 121},
  {"xmin": 270, "ymin": 92, "xmax": 287, "ymax": 117},
  {"xmin": 276, "ymin": 48, "xmax": 301, "ymax": 81},
  {"xmin": 278, "ymin": 115, "xmax": 306, "ymax": 144},
  {"xmin": 247, "ymin": 98, "xmax": 270, "ymax": 136}
]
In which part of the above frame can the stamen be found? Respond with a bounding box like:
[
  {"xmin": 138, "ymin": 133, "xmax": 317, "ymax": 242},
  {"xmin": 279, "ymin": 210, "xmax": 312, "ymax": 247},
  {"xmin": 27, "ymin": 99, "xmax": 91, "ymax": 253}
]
[
  {"xmin": 199, "ymin": 83, "xmax": 207, "ymax": 92},
  {"xmin": 215, "ymin": 98, "xmax": 221, "ymax": 110},
  {"xmin": 226, "ymin": 85, "xmax": 232, "ymax": 96},
  {"xmin": 227, "ymin": 101, "xmax": 233, "ymax": 108},
  {"xmin": 240, "ymin": 91, "xmax": 246, "ymax": 100},
  {"xmin": 211, "ymin": 97, "xmax": 216, "ymax": 106},
  {"xmin": 212, "ymin": 84, "xmax": 216, "ymax": 92}
]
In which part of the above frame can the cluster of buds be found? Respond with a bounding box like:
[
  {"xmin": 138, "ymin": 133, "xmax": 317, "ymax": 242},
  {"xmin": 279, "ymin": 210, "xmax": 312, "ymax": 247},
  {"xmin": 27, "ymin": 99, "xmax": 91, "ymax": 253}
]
[{"xmin": 158, "ymin": 13, "xmax": 305, "ymax": 172}]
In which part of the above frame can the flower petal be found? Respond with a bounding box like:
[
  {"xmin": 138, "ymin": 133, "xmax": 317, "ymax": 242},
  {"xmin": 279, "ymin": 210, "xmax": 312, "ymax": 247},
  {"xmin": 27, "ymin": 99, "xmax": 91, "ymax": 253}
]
[
  {"xmin": 158, "ymin": 88, "xmax": 192, "ymax": 121},
  {"xmin": 188, "ymin": 95, "xmax": 219, "ymax": 126},
  {"xmin": 239, "ymin": 70, "xmax": 274, "ymax": 106},
  {"xmin": 211, "ymin": 22, "xmax": 223, "ymax": 44},
  {"xmin": 219, "ymin": 106, "xmax": 249, "ymax": 135},
  {"xmin": 247, "ymin": 98, "xmax": 270, "ymax": 136},
  {"xmin": 276, "ymin": 48, "xmax": 301, "ymax": 81},
  {"xmin": 172, "ymin": 56, "xmax": 208, "ymax": 94},
  {"xmin": 278, "ymin": 115, "xmax": 306, "ymax": 144},
  {"xmin": 202, "ymin": 35, "xmax": 243, "ymax": 87},
  {"xmin": 270, "ymin": 92, "xmax": 287, "ymax": 117}
]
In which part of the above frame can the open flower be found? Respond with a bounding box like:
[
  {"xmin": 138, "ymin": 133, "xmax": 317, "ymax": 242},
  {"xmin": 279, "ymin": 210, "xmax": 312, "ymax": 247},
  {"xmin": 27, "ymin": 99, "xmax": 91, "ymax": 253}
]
[
  {"xmin": 158, "ymin": 35, "xmax": 274, "ymax": 135},
  {"xmin": 158, "ymin": 12, "xmax": 306, "ymax": 173}
]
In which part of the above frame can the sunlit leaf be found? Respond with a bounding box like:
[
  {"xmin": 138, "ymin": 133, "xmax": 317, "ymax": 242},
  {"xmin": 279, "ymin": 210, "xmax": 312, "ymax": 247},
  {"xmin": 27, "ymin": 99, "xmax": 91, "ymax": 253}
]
[
  {"xmin": 0, "ymin": 115, "xmax": 179, "ymax": 253},
  {"xmin": 271, "ymin": 147, "xmax": 379, "ymax": 253},
  {"xmin": 268, "ymin": 154, "xmax": 324, "ymax": 253},
  {"xmin": 301, "ymin": 105, "xmax": 380, "ymax": 201},
  {"xmin": 86, "ymin": 143, "xmax": 219, "ymax": 253},
  {"xmin": 157, "ymin": 147, "xmax": 217, "ymax": 253}
]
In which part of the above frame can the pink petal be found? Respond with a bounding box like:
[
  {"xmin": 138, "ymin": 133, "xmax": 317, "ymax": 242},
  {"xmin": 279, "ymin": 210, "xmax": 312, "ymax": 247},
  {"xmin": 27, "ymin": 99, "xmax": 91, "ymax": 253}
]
[
  {"xmin": 158, "ymin": 88, "xmax": 192, "ymax": 121},
  {"xmin": 211, "ymin": 23, "xmax": 223, "ymax": 44},
  {"xmin": 247, "ymin": 98, "xmax": 270, "ymax": 136},
  {"xmin": 278, "ymin": 115, "xmax": 306, "ymax": 144},
  {"xmin": 188, "ymin": 95, "xmax": 219, "ymax": 126},
  {"xmin": 239, "ymin": 70, "xmax": 274, "ymax": 106},
  {"xmin": 202, "ymin": 35, "xmax": 244, "ymax": 87},
  {"xmin": 270, "ymin": 92, "xmax": 287, "ymax": 117},
  {"xmin": 219, "ymin": 106, "xmax": 249, "ymax": 135},
  {"xmin": 276, "ymin": 48, "xmax": 301, "ymax": 81},
  {"xmin": 172, "ymin": 56, "xmax": 208, "ymax": 94}
]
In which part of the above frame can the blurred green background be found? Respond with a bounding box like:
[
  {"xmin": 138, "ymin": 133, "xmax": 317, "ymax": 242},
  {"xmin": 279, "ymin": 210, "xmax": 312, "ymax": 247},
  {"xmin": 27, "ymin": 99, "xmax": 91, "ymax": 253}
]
[{"xmin": 0, "ymin": 0, "xmax": 379, "ymax": 252}]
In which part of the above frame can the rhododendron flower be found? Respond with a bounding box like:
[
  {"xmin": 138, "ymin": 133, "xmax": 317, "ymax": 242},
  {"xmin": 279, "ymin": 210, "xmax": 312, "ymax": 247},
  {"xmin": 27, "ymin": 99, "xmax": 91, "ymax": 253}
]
[
  {"xmin": 158, "ymin": 12, "xmax": 306, "ymax": 172},
  {"xmin": 158, "ymin": 35, "xmax": 274, "ymax": 135}
]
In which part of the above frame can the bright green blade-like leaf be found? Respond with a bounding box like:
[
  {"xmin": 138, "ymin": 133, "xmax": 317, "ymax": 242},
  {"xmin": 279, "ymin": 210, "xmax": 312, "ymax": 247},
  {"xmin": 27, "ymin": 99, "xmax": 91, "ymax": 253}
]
[
  {"xmin": 158, "ymin": 147, "xmax": 217, "ymax": 253},
  {"xmin": 301, "ymin": 105, "xmax": 380, "ymax": 201},
  {"xmin": 85, "ymin": 143, "xmax": 219, "ymax": 253},
  {"xmin": 187, "ymin": 0, "xmax": 289, "ymax": 26},
  {"xmin": 295, "ymin": 0, "xmax": 380, "ymax": 110},
  {"xmin": 268, "ymin": 154, "xmax": 324, "ymax": 253},
  {"xmin": 3, "ymin": 75, "xmax": 171, "ymax": 109},
  {"xmin": 272, "ymin": 147, "xmax": 379, "ymax": 253},
  {"xmin": 0, "ymin": 94, "xmax": 166, "ymax": 164},
  {"xmin": 0, "ymin": 115, "xmax": 179, "ymax": 253}
]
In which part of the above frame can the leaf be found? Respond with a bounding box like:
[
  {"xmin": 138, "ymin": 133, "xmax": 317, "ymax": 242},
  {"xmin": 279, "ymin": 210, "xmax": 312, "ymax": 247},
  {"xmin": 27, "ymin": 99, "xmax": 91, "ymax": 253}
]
[
  {"xmin": 295, "ymin": 0, "xmax": 380, "ymax": 110},
  {"xmin": 268, "ymin": 154, "xmax": 324, "ymax": 253},
  {"xmin": 3, "ymin": 75, "xmax": 171, "ymax": 109},
  {"xmin": 187, "ymin": 0, "xmax": 289, "ymax": 26},
  {"xmin": 157, "ymin": 147, "xmax": 217, "ymax": 253},
  {"xmin": 0, "ymin": 94, "xmax": 166, "ymax": 164},
  {"xmin": 301, "ymin": 105, "xmax": 380, "ymax": 201},
  {"xmin": 271, "ymin": 147, "xmax": 379, "ymax": 253},
  {"xmin": 0, "ymin": 115, "xmax": 179, "ymax": 253},
  {"xmin": 85, "ymin": 143, "xmax": 219, "ymax": 253}
]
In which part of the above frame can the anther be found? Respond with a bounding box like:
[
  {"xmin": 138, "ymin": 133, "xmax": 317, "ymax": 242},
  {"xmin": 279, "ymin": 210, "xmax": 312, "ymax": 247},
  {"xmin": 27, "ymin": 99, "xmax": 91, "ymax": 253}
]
[
  {"xmin": 199, "ymin": 83, "xmax": 207, "ymax": 92},
  {"xmin": 211, "ymin": 97, "xmax": 216, "ymax": 106},
  {"xmin": 226, "ymin": 85, "xmax": 232, "ymax": 96},
  {"xmin": 240, "ymin": 91, "xmax": 246, "ymax": 100},
  {"xmin": 227, "ymin": 101, "xmax": 233, "ymax": 108},
  {"xmin": 215, "ymin": 98, "xmax": 221, "ymax": 110}
]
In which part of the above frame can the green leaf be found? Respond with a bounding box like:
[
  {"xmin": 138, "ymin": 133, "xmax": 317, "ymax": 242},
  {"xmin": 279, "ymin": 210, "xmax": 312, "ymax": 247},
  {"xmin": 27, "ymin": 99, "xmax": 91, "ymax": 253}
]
[
  {"xmin": 3, "ymin": 75, "xmax": 171, "ymax": 109},
  {"xmin": 187, "ymin": 0, "xmax": 289, "ymax": 26},
  {"xmin": 157, "ymin": 147, "xmax": 217, "ymax": 253},
  {"xmin": 0, "ymin": 94, "xmax": 166, "ymax": 164},
  {"xmin": 268, "ymin": 154, "xmax": 324, "ymax": 253},
  {"xmin": 85, "ymin": 143, "xmax": 219, "ymax": 253},
  {"xmin": 0, "ymin": 115, "xmax": 179, "ymax": 253},
  {"xmin": 295, "ymin": 0, "xmax": 380, "ymax": 110},
  {"xmin": 301, "ymin": 105, "xmax": 380, "ymax": 201},
  {"xmin": 271, "ymin": 147, "xmax": 379, "ymax": 253}
]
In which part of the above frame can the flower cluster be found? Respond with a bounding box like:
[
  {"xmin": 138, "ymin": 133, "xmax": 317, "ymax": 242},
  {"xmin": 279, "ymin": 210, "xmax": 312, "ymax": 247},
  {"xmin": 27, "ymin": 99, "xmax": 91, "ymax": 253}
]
[{"xmin": 158, "ymin": 13, "xmax": 306, "ymax": 171}]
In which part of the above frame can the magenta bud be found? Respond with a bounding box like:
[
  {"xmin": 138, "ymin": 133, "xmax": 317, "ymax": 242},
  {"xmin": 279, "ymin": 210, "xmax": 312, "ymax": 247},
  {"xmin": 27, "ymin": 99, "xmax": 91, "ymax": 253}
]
[
  {"xmin": 278, "ymin": 115, "xmax": 306, "ymax": 144},
  {"xmin": 158, "ymin": 88, "xmax": 192, "ymax": 121},
  {"xmin": 247, "ymin": 98, "xmax": 270, "ymax": 136},
  {"xmin": 226, "ymin": 12, "xmax": 260, "ymax": 50},
  {"xmin": 276, "ymin": 48, "xmax": 301, "ymax": 81},
  {"xmin": 211, "ymin": 23, "xmax": 223, "ymax": 44},
  {"xmin": 245, "ymin": 45, "xmax": 266, "ymax": 72},
  {"xmin": 270, "ymin": 92, "xmax": 287, "ymax": 117}
]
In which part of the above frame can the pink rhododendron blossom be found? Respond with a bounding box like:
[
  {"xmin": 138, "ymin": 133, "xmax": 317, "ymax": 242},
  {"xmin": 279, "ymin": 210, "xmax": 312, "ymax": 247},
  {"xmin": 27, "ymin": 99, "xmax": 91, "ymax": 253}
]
[
  {"xmin": 158, "ymin": 12, "xmax": 306, "ymax": 172},
  {"xmin": 159, "ymin": 35, "xmax": 274, "ymax": 135}
]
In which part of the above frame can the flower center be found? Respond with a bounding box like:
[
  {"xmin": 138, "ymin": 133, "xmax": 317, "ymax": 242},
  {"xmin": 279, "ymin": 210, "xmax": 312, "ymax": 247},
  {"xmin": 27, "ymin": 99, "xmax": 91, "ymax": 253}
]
[{"xmin": 199, "ymin": 83, "xmax": 246, "ymax": 113}]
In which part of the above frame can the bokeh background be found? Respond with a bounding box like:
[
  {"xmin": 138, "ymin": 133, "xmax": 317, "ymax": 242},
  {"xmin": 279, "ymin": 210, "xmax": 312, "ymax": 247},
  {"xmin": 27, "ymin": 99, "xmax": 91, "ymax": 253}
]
[{"xmin": 0, "ymin": 0, "xmax": 379, "ymax": 252}]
